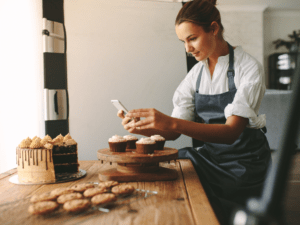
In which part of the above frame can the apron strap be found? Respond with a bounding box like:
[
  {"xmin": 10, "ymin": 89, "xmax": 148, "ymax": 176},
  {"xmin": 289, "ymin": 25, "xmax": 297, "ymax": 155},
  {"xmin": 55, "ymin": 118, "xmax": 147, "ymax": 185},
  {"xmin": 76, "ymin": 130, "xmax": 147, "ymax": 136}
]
[
  {"xmin": 196, "ymin": 66, "xmax": 204, "ymax": 93},
  {"xmin": 227, "ymin": 43, "xmax": 236, "ymax": 91},
  {"xmin": 196, "ymin": 43, "xmax": 236, "ymax": 92}
]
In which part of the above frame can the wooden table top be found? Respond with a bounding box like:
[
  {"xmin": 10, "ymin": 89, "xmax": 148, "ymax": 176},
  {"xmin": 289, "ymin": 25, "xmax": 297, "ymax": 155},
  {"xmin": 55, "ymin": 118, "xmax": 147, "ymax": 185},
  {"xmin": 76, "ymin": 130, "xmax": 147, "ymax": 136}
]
[{"xmin": 0, "ymin": 160, "xmax": 219, "ymax": 225}]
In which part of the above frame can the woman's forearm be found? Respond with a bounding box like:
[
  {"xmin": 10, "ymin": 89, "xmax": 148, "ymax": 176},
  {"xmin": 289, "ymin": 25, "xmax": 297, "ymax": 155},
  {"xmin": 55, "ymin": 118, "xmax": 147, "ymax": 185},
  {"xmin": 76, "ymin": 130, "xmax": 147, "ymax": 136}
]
[{"xmin": 170, "ymin": 116, "xmax": 248, "ymax": 144}]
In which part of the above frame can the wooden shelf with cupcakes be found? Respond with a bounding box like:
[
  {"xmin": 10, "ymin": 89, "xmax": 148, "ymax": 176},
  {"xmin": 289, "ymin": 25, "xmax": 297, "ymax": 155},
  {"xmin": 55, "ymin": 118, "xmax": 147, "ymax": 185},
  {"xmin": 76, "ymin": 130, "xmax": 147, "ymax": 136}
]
[{"xmin": 97, "ymin": 135, "xmax": 178, "ymax": 182}]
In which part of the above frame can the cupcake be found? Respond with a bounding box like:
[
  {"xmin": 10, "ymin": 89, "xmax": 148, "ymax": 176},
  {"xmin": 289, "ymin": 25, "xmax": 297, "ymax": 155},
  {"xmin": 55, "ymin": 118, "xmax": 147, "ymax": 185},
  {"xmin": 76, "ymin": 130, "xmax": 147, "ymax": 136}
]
[
  {"xmin": 123, "ymin": 135, "xmax": 138, "ymax": 149},
  {"xmin": 135, "ymin": 138, "xmax": 156, "ymax": 154},
  {"xmin": 150, "ymin": 135, "xmax": 166, "ymax": 150},
  {"xmin": 108, "ymin": 135, "xmax": 127, "ymax": 152}
]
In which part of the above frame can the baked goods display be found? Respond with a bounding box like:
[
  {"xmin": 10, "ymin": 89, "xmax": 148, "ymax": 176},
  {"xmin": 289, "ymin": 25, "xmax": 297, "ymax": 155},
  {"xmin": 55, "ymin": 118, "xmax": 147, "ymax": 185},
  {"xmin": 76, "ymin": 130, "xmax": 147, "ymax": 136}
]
[
  {"xmin": 98, "ymin": 135, "xmax": 178, "ymax": 182},
  {"xmin": 27, "ymin": 182, "xmax": 136, "ymax": 215},
  {"xmin": 16, "ymin": 134, "xmax": 79, "ymax": 183}
]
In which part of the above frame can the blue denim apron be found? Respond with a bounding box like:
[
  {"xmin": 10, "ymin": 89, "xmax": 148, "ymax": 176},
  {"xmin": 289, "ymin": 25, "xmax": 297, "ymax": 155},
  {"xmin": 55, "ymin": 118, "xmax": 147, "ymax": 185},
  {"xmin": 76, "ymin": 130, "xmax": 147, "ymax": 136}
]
[{"xmin": 178, "ymin": 43, "xmax": 271, "ymax": 224}]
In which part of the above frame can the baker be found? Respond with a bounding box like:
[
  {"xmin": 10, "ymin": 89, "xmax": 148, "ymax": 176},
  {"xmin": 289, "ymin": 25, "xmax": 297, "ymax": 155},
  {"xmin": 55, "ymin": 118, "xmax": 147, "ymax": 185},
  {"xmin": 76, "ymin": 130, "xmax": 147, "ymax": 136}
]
[{"xmin": 118, "ymin": 0, "xmax": 271, "ymax": 223}]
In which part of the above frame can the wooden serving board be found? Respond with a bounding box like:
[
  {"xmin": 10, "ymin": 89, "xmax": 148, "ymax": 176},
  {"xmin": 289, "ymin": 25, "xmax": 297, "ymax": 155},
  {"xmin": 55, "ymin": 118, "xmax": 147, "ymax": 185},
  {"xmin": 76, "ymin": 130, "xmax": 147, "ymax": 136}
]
[{"xmin": 97, "ymin": 147, "xmax": 179, "ymax": 182}]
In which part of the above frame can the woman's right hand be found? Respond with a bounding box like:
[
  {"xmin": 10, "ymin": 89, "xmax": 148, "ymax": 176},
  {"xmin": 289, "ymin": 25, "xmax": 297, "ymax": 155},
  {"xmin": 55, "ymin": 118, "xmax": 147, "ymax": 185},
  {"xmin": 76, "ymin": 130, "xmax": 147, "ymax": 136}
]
[{"xmin": 117, "ymin": 110, "xmax": 140, "ymax": 133}]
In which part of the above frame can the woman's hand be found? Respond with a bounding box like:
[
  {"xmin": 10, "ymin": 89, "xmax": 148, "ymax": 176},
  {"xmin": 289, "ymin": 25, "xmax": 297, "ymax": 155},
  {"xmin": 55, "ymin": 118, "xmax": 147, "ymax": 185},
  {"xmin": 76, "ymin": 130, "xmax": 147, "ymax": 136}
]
[
  {"xmin": 125, "ymin": 108, "xmax": 173, "ymax": 131},
  {"xmin": 117, "ymin": 110, "xmax": 140, "ymax": 133}
]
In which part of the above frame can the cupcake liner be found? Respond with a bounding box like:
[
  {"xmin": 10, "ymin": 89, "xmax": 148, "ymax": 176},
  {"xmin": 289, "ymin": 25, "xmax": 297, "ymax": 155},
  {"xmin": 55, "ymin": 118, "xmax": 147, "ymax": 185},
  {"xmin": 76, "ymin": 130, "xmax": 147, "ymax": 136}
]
[
  {"xmin": 136, "ymin": 143, "xmax": 155, "ymax": 154},
  {"xmin": 126, "ymin": 140, "xmax": 137, "ymax": 149},
  {"xmin": 109, "ymin": 142, "xmax": 127, "ymax": 152},
  {"xmin": 154, "ymin": 140, "xmax": 165, "ymax": 150}
]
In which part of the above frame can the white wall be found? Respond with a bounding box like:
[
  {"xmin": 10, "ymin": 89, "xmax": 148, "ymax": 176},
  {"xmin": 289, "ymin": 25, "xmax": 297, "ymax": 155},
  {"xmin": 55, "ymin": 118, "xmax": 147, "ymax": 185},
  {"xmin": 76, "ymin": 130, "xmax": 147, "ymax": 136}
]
[
  {"xmin": 65, "ymin": 0, "xmax": 191, "ymax": 161},
  {"xmin": 0, "ymin": 0, "xmax": 44, "ymax": 173},
  {"xmin": 218, "ymin": 0, "xmax": 300, "ymax": 87}
]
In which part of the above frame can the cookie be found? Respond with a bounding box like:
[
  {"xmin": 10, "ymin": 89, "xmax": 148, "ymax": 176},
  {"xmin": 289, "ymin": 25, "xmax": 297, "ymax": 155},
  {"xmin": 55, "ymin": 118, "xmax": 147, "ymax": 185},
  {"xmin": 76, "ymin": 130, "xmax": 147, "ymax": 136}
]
[
  {"xmin": 111, "ymin": 184, "xmax": 135, "ymax": 195},
  {"xmin": 91, "ymin": 193, "xmax": 117, "ymax": 205},
  {"xmin": 70, "ymin": 183, "xmax": 95, "ymax": 192},
  {"xmin": 63, "ymin": 199, "xmax": 91, "ymax": 212},
  {"xmin": 98, "ymin": 181, "xmax": 119, "ymax": 189},
  {"xmin": 50, "ymin": 187, "xmax": 75, "ymax": 198},
  {"xmin": 30, "ymin": 192, "xmax": 57, "ymax": 203},
  {"xmin": 57, "ymin": 193, "xmax": 83, "ymax": 204},
  {"xmin": 28, "ymin": 201, "xmax": 59, "ymax": 215},
  {"xmin": 83, "ymin": 187, "xmax": 108, "ymax": 198}
]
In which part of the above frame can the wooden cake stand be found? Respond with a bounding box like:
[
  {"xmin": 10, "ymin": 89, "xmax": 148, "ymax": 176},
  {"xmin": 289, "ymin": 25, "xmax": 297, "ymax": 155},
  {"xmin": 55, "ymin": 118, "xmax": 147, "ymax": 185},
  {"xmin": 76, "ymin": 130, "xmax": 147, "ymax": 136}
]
[{"xmin": 97, "ymin": 147, "xmax": 178, "ymax": 182}]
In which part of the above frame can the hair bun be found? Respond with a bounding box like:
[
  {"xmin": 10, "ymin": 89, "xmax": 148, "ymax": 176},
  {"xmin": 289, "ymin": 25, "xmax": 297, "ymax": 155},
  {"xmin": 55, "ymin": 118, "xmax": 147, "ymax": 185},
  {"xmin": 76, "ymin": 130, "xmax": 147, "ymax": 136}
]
[{"xmin": 207, "ymin": 0, "xmax": 217, "ymax": 6}]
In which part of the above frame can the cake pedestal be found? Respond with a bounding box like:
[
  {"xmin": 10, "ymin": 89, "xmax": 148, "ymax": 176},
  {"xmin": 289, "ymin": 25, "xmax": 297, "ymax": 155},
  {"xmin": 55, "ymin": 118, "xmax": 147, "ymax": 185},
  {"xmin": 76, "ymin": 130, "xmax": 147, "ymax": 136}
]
[{"xmin": 97, "ymin": 147, "xmax": 178, "ymax": 182}]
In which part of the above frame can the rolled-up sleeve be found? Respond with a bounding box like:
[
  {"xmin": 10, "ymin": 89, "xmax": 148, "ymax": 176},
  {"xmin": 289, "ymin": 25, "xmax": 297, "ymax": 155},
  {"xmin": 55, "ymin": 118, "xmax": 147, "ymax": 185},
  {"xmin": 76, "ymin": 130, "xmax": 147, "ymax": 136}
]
[
  {"xmin": 171, "ymin": 74, "xmax": 196, "ymax": 122},
  {"xmin": 224, "ymin": 63, "xmax": 266, "ymax": 129}
]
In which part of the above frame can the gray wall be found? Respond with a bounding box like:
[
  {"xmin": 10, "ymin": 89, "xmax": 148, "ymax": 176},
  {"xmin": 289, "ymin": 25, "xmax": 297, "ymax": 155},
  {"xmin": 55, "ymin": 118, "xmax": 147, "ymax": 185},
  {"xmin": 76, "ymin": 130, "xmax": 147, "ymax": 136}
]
[{"xmin": 65, "ymin": 1, "xmax": 191, "ymax": 160}]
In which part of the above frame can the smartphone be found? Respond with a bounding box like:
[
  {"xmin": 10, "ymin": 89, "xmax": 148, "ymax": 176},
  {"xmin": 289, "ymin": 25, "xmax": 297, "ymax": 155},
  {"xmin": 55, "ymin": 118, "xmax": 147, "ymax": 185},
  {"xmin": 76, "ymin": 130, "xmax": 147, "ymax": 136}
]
[{"xmin": 111, "ymin": 100, "xmax": 129, "ymax": 116}]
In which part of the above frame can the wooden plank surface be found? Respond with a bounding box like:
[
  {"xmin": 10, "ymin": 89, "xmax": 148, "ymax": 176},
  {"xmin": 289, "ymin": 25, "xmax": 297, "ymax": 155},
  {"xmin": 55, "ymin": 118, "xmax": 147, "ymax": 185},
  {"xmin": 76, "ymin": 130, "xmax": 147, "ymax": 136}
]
[
  {"xmin": 0, "ymin": 160, "xmax": 218, "ymax": 225},
  {"xmin": 180, "ymin": 159, "xmax": 220, "ymax": 225}
]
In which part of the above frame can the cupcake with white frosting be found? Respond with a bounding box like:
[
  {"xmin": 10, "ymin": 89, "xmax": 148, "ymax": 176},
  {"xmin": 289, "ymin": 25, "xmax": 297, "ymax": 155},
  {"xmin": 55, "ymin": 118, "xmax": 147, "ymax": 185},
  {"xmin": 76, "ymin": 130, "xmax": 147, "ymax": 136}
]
[
  {"xmin": 108, "ymin": 135, "xmax": 127, "ymax": 152},
  {"xmin": 135, "ymin": 138, "xmax": 156, "ymax": 154},
  {"xmin": 150, "ymin": 135, "xmax": 166, "ymax": 150},
  {"xmin": 123, "ymin": 135, "xmax": 138, "ymax": 149}
]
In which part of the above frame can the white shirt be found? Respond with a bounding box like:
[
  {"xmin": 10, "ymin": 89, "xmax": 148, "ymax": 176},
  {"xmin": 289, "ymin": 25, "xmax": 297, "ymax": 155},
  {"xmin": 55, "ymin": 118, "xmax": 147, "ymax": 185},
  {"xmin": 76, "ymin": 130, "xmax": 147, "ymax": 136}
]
[{"xmin": 171, "ymin": 46, "xmax": 266, "ymax": 129}]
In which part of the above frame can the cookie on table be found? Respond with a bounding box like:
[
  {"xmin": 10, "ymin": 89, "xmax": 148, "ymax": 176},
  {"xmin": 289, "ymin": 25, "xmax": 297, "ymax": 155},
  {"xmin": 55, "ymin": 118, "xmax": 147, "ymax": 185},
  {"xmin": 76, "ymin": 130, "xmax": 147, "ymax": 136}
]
[
  {"xmin": 98, "ymin": 181, "xmax": 119, "ymax": 189},
  {"xmin": 111, "ymin": 184, "xmax": 135, "ymax": 195},
  {"xmin": 91, "ymin": 193, "xmax": 117, "ymax": 205},
  {"xmin": 57, "ymin": 193, "xmax": 83, "ymax": 204},
  {"xmin": 50, "ymin": 187, "xmax": 75, "ymax": 198},
  {"xmin": 63, "ymin": 199, "xmax": 91, "ymax": 212},
  {"xmin": 28, "ymin": 201, "xmax": 59, "ymax": 215},
  {"xmin": 83, "ymin": 187, "xmax": 108, "ymax": 198},
  {"xmin": 70, "ymin": 183, "xmax": 95, "ymax": 192},
  {"xmin": 30, "ymin": 192, "xmax": 57, "ymax": 203}
]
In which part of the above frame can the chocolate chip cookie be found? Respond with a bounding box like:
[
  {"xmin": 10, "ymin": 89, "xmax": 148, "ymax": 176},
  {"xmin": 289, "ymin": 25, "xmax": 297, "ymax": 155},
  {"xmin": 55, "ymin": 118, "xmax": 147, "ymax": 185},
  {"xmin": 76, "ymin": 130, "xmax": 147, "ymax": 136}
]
[
  {"xmin": 91, "ymin": 193, "xmax": 117, "ymax": 205},
  {"xmin": 28, "ymin": 201, "xmax": 59, "ymax": 215},
  {"xmin": 63, "ymin": 199, "xmax": 91, "ymax": 212},
  {"xmin": 30, "ymin": 192, "xmax": 57, "ymax": 203},
  {"xmin": 83, "ymin": 187, "xmax": 108, "ymax": 198},
  {"xmin": 111, "ymin": 184, "xmax": 135, "ymax": 195},
  {"xmin": 57, "ymin": 193, "xmax": 83, "ymax": 204},
  {"xmin": 98, "ymin": 181, "xmax": 119, "ymax": 189},
  {"xmin": 50, "ymin": 187, "xmax": 75, "ymax": 198},
  {"xmin": 70, "ymin": 183, "xmax": 95, "ymax": 192}
]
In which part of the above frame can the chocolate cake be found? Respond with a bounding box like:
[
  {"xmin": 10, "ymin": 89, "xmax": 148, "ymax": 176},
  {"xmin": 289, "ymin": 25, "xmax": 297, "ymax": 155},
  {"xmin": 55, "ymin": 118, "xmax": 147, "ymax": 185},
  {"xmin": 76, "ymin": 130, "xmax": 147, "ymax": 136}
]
[{"xmin": 16, "ymin": 134, "xmax": 79, "ymax": 183}]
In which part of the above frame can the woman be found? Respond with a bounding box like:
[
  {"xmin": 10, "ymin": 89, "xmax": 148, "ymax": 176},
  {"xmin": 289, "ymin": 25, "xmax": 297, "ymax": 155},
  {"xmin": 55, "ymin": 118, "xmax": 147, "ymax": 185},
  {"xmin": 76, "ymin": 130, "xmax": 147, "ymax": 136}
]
[{"xmin": 118, "ymin": 0, "xmax": 271, "ymax": 223}]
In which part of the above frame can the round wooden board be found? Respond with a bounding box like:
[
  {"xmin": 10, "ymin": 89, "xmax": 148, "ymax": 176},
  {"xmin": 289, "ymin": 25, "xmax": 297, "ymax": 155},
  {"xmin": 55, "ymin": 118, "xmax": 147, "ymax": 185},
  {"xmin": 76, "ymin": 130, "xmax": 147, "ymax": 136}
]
[
  {"xmin": 98, "ymin": 167, "xmax": 178, "ymax": 182},
  {"xmin": 97, "ymin": 147, "xmax": 178, "ymax": 164}
]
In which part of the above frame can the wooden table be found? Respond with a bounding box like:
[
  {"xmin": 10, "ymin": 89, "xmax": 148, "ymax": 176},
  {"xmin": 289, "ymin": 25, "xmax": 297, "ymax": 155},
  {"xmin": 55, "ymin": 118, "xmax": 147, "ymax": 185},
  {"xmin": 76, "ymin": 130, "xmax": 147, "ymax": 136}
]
[{"xmin": 0, "ymin": 160, "xmax": 219, "ymax": 225}]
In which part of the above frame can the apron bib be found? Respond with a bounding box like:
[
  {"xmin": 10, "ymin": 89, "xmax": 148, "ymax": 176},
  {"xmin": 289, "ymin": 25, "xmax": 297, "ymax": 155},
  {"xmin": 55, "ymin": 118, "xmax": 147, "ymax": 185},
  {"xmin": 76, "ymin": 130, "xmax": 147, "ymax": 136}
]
[{"xmin": 178, "ymin": 43, "xmax": 271, "ymax": 224}]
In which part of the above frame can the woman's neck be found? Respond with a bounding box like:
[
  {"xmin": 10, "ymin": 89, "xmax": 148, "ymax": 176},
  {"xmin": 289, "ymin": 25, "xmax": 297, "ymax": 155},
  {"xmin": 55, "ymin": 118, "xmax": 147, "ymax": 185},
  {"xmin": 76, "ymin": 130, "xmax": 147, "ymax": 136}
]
[
  {"xmin": 208, "ymin": 39, "xmax": 229, "ymax": 66},
  {"xmin": 207, "ymin": 39, "xmax": 229, "ymax": 77}
]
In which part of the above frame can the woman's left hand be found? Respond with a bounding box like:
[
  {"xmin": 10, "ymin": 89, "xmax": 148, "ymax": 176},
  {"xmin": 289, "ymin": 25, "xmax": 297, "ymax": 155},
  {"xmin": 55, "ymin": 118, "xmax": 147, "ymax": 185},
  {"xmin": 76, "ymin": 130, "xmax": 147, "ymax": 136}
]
[{"xmin": 125, "ymin": 108, "xmax": 172, "ymax": 131}]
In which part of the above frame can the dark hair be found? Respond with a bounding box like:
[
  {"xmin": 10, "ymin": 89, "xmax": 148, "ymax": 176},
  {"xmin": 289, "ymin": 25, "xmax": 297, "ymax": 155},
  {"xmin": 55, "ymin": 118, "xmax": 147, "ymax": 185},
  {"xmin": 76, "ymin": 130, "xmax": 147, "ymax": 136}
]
[{"xmin": 175, "ymin": 0, "xmax": 224, "ymax": 38}]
